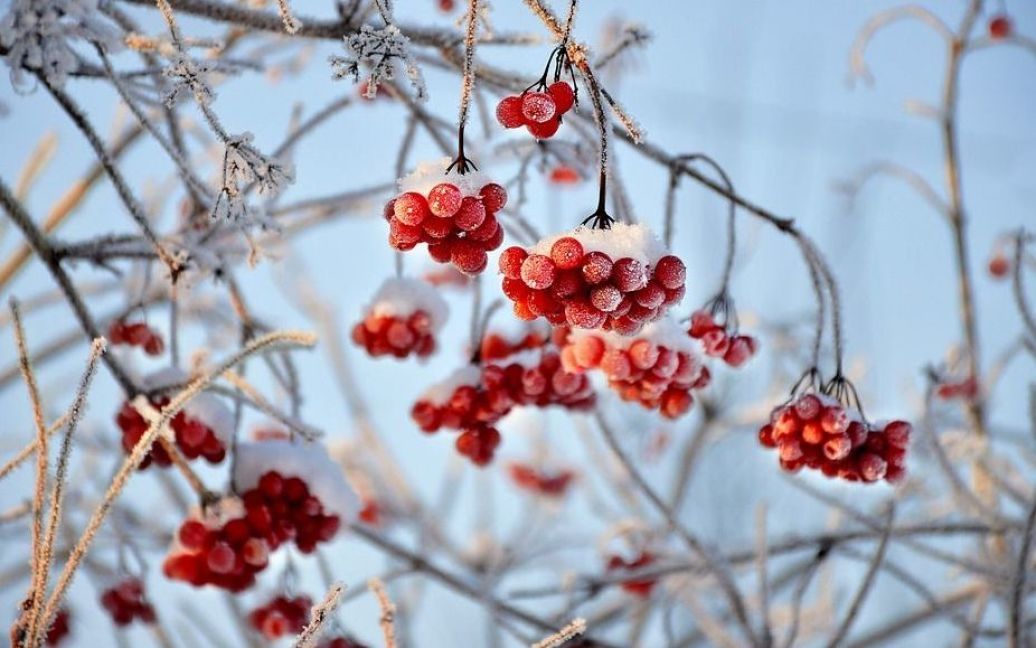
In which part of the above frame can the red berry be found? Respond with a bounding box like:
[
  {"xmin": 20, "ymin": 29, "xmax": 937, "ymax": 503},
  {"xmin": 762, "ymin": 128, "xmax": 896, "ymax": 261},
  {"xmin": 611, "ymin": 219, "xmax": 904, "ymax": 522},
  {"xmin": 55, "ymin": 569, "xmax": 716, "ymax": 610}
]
[
  {"xmin": 565, "ymin": 300, "xmax": 606, "ymax": 329},
  {"xmin": 479, "ymin": 183, "xmax": 508, "ymax": 212},
  {"xmin": 451, "ymin": 240, "xmax": 489, "ymax": 274},
  {"xmin": 521, "ymin": 254, "xmax": 557, "ymax": 289},
  {"xmin": 422, "ymin": 216, "xmax": 453, "ymax": 239},
  {"xmin": 590, "ymin": 284, "xmax": 623, "ymax": 312},
  {"xmin": 701, "ymin": 329, "xmax": 729, "ymax": 357},
  {"xmin": 427, "ymin": 183, "xmax": 462, "ymax": 218},
  {"xmin": 794, "ymin": 395, "xmax": 822, "ymax": 421},
  {"xmin": 206, "ymin": 542, "xmax": 236, "ymax": 574},
  {"xmin": 521, "ymin": 91, "xmax": 557, "ymax": 123},
  {"xmin": 688, "ymin": 311, "xmax": 715, "ymax": 338},
  {"xmin": 454, "ymin": 196, "xmax": 487, "ymax": 231},
  {"xmin": 633, "ymin": 282, "xmax": 665, "ymax": 309},
  {"xmin": 496, "ymin": 96, "xmax": 525, "ymax": 128},
  {"xmin": 988, "ymin": 254, "xmax": 1009, "ymax": 279},
  {"xmin": 548, "ymin": 81, "xmax": 575, "ymax": 113},
  {"xmin": 989, "ymin": 15, "xmax": 1012, "ymax": 40},
  {"xmin": 527, "ymin": 117, "xmax": 561, "ymax": 139},
  {"xmin": 723, "ymin": 336, "xmax": 755, "ymax": 367},
  {"xmin": 499, "ymin": 247, "xmax": 528, "ymax": 279},
  {"xmin": 393, "ymin": 192, "xmax": 430, "ymax": 226},
  {"xmin": 550, "ymin": 237, "xmax": 585, "ymax": 270},
  {"xmin": 612, "ymin": 258, "xmax": 647, "ymax": 292},
  {"xmin": 549, "ymin": 165, "xmax": 581, "ymax": 185},
  {"xmin": 581, "ymin": 251, "xmax": 613, "ymax": 284}
]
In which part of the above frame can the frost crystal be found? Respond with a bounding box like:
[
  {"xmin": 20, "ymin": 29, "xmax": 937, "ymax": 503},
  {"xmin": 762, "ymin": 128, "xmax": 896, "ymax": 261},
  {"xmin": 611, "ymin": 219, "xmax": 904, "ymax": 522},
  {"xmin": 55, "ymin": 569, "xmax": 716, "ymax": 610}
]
[
  {"xmin": 162, "ymin": 51, "xmax": 217, "ymax": 107},
  {"xmin": 0, "ymin": 0, "xmax": 118, "ymax": 89},
  {"xmin": 329, "ymin": 25, "xmax": 426, "ymax": 101},
  {"xmin": 214, "ymin": 132, "xmax": 295, "ymax": 224}
]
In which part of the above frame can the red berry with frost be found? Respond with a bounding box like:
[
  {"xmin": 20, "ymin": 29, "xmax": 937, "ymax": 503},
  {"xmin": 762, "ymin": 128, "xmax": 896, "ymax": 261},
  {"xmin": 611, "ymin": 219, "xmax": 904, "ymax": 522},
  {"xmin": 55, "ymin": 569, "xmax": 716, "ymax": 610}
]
[
  {"xmin": 701, "ymin": 328, "xmax": 729, "ymax": 357},
  {"xmin": 550, "ymin": 237, "xmax": 584, "ymax": 270},
  {"xmin": 527, "ymin": 117, "xmax": 561, "ymax": 139},
  {"xmin": 427, "ymin": 183, "xmax": 462, "ymax": 218},
  {"xmin": 653, "ymin": 255, "xmax": 686, "ymax": 290},
  {"xmin": 393, "ymin": 192, "xmax": 430, "ymax": 226},
  {"xmin": 454, "ymin": 197, "xmax": 486, "ymax": 231},
  {"xmin": 479, "ymin": 183, "xmax": 508, "ymax": 212},
  {"xmin": 521, "ymin": 91, "xmax": 557, "ymax": 123},
  {"xmin": 590, "ymin": 284, "xmax": 623, "ymax": 312},
  {"xmin": 566, "ymin": 300, "xmax": 606, "ymax": 329},
  {"xmin": 496, "ymin": 96, "xmax": 525, "ymax": 128},
  {"xmin": 688, "ymin": 311, "xmax": 715, "ymax": 338},
  {"xmin": 521, "ymin": 254, "xmax": 557, "ymax": 289},
  {"xmin": 581, "ymin": 251, "xmax": 613, "ymax": 285},
  {"xmin": 612, "ymin": 258, "xmax": 647, "ymax": 292}
]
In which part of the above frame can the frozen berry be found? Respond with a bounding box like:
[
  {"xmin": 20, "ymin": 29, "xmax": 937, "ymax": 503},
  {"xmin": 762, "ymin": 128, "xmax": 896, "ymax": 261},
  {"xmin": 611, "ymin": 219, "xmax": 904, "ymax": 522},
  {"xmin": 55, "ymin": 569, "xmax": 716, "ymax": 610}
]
[
  {"xmin": 548, "ymin": 81, "xmax": 575, "ymax": 113},
  {"xmin": 521, "ymin": 91, "xmax": 557, "ymax": 123},
  {"xmin": 427, "ymin": 183, "xmax": 462, "ymax": 218},
  {"xmin": 496, "ymin": 96, "xmax": 525, "ymax": 128}
]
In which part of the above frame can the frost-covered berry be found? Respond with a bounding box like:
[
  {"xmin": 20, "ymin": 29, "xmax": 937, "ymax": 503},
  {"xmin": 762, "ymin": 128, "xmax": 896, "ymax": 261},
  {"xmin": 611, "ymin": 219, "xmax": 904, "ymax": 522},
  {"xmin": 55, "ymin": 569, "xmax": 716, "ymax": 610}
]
[
  {"xmin": 527, "ymin": 117, "xmax": 561, "ymax": 139},
  {"xmin": 521, "ymin": 91, "xmax": 557, "ymax": 123},
  {"xmin": 427, "ymin": 183, "xmax": 462, "ymax": 218},
  {"xmin": 521, "ymin": 254, "xmax": 557, "ymax": 289},
  {"xmin": 496, "ymin": 95, "xmax": 525, "ymax": 128},
  {"xmin": 550, "ymin": 237, "xmax": 585, "ymax": 270},
  {"xmin": 548, "ymin": 81, "xmax": 575, "ymax": 113}
]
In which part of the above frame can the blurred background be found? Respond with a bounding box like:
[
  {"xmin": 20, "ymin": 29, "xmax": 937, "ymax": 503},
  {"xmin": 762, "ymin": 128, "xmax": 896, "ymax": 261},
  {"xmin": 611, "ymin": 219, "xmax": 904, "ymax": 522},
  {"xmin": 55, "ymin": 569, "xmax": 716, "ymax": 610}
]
[{"xmin": 1, "ymin": 0, "xmax": 1034, "ymax": 645}]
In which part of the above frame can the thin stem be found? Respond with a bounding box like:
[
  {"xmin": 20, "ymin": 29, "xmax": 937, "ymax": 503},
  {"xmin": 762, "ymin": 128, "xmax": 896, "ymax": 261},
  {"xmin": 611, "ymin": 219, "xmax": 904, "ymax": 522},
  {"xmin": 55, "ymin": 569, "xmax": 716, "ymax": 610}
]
[{"xmin": 1009, "ymin": 496, "xmax": 1036, "ymax": 648}]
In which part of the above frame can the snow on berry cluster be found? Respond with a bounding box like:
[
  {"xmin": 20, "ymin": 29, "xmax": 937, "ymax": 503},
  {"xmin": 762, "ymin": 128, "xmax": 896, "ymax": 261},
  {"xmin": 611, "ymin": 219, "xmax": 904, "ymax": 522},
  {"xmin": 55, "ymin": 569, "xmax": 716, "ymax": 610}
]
[
  {"xmin": 496, "ymin": 81, "xmax": 576, "ymax": 139},
  {"xmin": 163, "ymin": 441, "xmax": 354, "ymax": 591},
  {"xmin": 385, "ymin": 158, "xmax": 507, "ymax": 274},
  {"xmin": 351, "ymin": 277, "xmax": 448, "ymax": 359},
  {"xmin": 108, "ymin": 320, "xmax": 165, "ymax": 356},
  {"xmin": 507, "ymin": 462, "xmax": 575, "ymax": 498},
  {"xmin": 688, "ymin": 310, "xmax": 758, "ymax": 368},
  {"xmin": 248, "ymin": 594, "xmax": 312, "ymax": 639},
  {"xmin": 116, "ymin": 370, "xmax": 232, "ymax": 469},
  {"xmin": 100, "ymin": 578, "xmax": 155, "ymax": 627},
  {"xmin": 605, "ymin": 551, "xmax": 657, "ymax": 598},
  {"xmin": 758, "ymin": 393, "xmax": 911, "ymax": 484},
  {"xmin": 558, "ymin": 318, "xmax": 710, "ymax": 419},
  {"xmin": 499, "ymin": 224, "xmax": 686, "ymax": 333}
]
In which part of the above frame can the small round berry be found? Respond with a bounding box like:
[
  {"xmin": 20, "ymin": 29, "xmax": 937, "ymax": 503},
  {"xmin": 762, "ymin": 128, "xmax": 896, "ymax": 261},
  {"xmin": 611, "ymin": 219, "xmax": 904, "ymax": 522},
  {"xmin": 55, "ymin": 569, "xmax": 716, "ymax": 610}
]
[
  {"xmin": 590, "ymin": 284, "xmax": 623, "ymax": 312},
  {"xmin": 521, "ymin": 254, "xmax": 557, "ymax": 289},
  {"xmin": 701, "ymin": 329, "xmax": 729, "ymax": 357},
  {"xmin": 499, "ymin": 247, "xmax": 528, "ymax": 279},
  {"xmin": 612, "ymin": 258, "xmax": 647, "ymax": 292},
  {"xmin": 988, "ymin": 254, "xmax": 1009, "ymax": 279},
  {"xmin": 793, "ymin": 394, "xmax": 822, "ymax": 421},
  {"xmin": 989, "ymin": 14, "xmax": 1012, "ymax": 40},
  {"xmin": 759, "ymin": 424, "xmax": 776, "ymax": 448},
  {"xmin": 206, "ymin": 542, "xmax": 236, "ymax": 574},
  {"xmin": 661, "ymin": 390, "xmax": 693, "ymax": 419},
  {"xmin": 468, "ymin": 215, "xmax": 500, "ymax": 242},
  {"xmin": 427, "ymin": 183, "xmax": 463, "ymax": 218},
  {"xmin": 427, "ymin": 241, "xmax": 454, "ymax": 263},
  {"xmin": 393, "ymin": 192, "xmax": 430, "ymax": 226},
  {"xmin": 565, "ymin": 300, "xmax": 606, "ymax": 329},
  {"xmin": 550, "ymin": 269, "xmax": 583, "ymax": 299},
  {"xmin": 573, "ymin": 335, "xmax": 605, "ymax": 367},
  {"xmin": 527, "ymin": 117, "xmax": 561, "ymax": 139},
  {"xmin": 521, "ymin": 91, "xmax": 557, "ymax": 123},
  {"xmin": 422, "ymin": 215, "xmax": 454, "ymax": 239},
  {"xmin": 884, "ymin": 420, "xmax": 912, "ymax": 448},
  {"xmin": 688, "ymin": 310, "xmax": 715, "ymax": 338},
  {"xmin": 820, "ymin": 406, "xmax": 850, "ymax": 435},
  {"xmin": 496, "ymin": 95, "xmax": 525, "ymax": 128},
  {"xmin": 600, "ymin": 348, "xmax": 632, "ymax": 380},
  {"xmin": 549, "ymin": 165, "xmax": 580, "ymax": 185},
  {"xmin": 548, "ymin": 81, "xmax": 575, "ymax": 113},
  {"xmin": 633, "ymin": 282, "xmax": 665, "ymax": 309},
  {"xmin": 479, "ymin": 183, "xmax": 508, "ymax": 212},
  {"xmin": 653, "ymin": 255, "xmax": 686, "ymax": 290},
  {"xmin": 628, "ymin": 340, "xmax": 660, "ymax": 370},
  {"xmin": 388, "ymin": 220, "xmax": 422, "ymax": 249},
  {"xmin": 452, "ymin": 241, "xmax": 489, "ymax": 274},
  {"xmin": 454, "ymin": 196, "xmax": 487, "ymax": 231},
  {"xmin": 858, "ymin": 453, "xmax": 888, "ymax": 482},
  {"xmin": 581, "ymin": 251, "xmax": 613, "ymax": 284},
  {"xmin": 550, "ymin": 237, "xmax": 585, "ymax": 270}
]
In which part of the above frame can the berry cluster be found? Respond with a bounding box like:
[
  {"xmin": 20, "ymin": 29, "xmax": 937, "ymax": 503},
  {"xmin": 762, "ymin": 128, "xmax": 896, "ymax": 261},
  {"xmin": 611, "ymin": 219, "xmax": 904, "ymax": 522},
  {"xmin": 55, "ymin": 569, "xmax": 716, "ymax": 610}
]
[
  {"xmin": 116, "ymin": 390, "xmax": 231, "ymax": 469},
  {"xmin": 499, "ymin": 224, "xmax": 686, "ymax": 333},
  {"xmin": 559, "ymin": 319, "xmax": 709, "ymax": 419},
  {"xmin": 483, "ymin": 349, "xmax": 595, "ymax": 411},
  {"xmin": 479, "ymin": 327, "xmax": 548, "ymax": 361},
  {"xmin": 758, "ymin": 392, "xmax": 910, "ymax": 484},
  {"xmin": 688, "ymin": 309, "xmax": 758, "ymax": 368},
  {"xmin": 351, "ymin": 278, "xmax": 448, "ymax": 360},
  {"xmin": 385, "ymin": 159, "xmax": 507, "ymax": 275},
  {"xmin": 109, "ymin": 320, "xmax": 165, "ymax": 356},
  {"xmin": 605, "ymin": 552, "xmax": 657, "ymax": 598},
  {"xmin": 164, "ymin": 443, "xmax": 348, "ymax": 591},
  {"xmin": 100, "ymin": 578, "xmax": 156, "ymax": 626},
  {"xmin": 248, "ymin": 594, "xmax": 312, "ymax": 639},
  {"xmin": 508, "ymin": 462, "xmax": 575, "ymax": 498},
  {"xmin": 496, "ymin": 81, "xmax": 576, "ymax": 139},
  {"xmin": 411, "ymin": 367, "xmax": 510, "ymax": 466}
]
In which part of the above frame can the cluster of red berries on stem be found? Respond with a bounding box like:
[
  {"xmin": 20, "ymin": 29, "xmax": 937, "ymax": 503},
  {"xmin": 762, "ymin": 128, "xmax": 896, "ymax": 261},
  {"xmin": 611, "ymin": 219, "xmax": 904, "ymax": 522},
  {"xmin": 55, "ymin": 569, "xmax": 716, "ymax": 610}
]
[
  {"xmin": 559, "ymin": 320, "xmax": 709, "ymax": 419},
  {"xmin": 499, "ymin": 224, "xmax": 687, "ymax": 333},
  {"xmin": 605, "ymin": 552, "xmax": 657, "ymax": 598},
  {"xmin": 757, "ymin": 374, "xmax": 911, "ymax": 484},
  {"xmin": 351, "ymin": 278, "xmax": 447, "ymax": 360},
  {"xmin": 248, "ymin": 594, "xmax": 312, "ymax": 639},
  {"xmin": 163, "ymin": 469, "xmax": 341, "ymax": 590},
  {"xmin": 108, "ymin": 319, "xmax": 164, "ymax": 356},
  {"xmin": 479, "ymin": 327, "xmax": 548, "ymax": 361},
  {"xmin": 688, "ymin": 296, "xmax": 758, "ymax": 368},
  {"xmin": 496, "ymin": 48, "xmax": 576, "ymax": 139},
  {"xmin": 116, "ymin": 391, "xmax": 230, "ymax": 469},
  {"xmin": 100, "ymin": 578, "xmax": 156, "ymax": 626},
  {"xmin": 483, "ymin": 349, "xmax": 596, "ymax": 411},
  {"xmin": 508, "ymin": 462, "xmax": 576, "ymax": 498},
  {"xmin": 385, "ymin": 158, "xmax": 506, "ymax": 275}
]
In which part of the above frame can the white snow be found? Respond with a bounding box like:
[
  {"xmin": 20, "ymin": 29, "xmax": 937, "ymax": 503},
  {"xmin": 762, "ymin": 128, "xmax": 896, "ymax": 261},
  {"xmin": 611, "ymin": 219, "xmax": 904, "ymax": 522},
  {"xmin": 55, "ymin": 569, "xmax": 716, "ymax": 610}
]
[
  {"xmin": 418, "ymin": 365, "xmax": 482, "ymax": 405},
  {"xmin": 234, "ymin": 440, "xmax": 358, "ymax": 519},
  {"xmin": 183, "ymin": 393, "xmax": 234, "ymax": 445},
  {"xmin": 529, "ymin": 222, "xmax": 668, "ymax": 266},
  {"xmin": 364, "ymin": 277, "xmax": 449, "ymax": 330},
  {"xmin": 398, "ymin": 157, "xmax": 491, "ymax": 199}
]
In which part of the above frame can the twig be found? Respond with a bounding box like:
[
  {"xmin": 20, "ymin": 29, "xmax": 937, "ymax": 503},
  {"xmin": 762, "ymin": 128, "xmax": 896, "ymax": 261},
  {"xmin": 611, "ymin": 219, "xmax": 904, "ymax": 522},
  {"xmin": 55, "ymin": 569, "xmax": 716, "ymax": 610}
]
[
  {"xmin": 369, "ymin": 577, "xmax": 398, "ymax": 648},
  {"xmin": 294, "ymin": 582, "xmax": 345, "ymax": 648}
]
